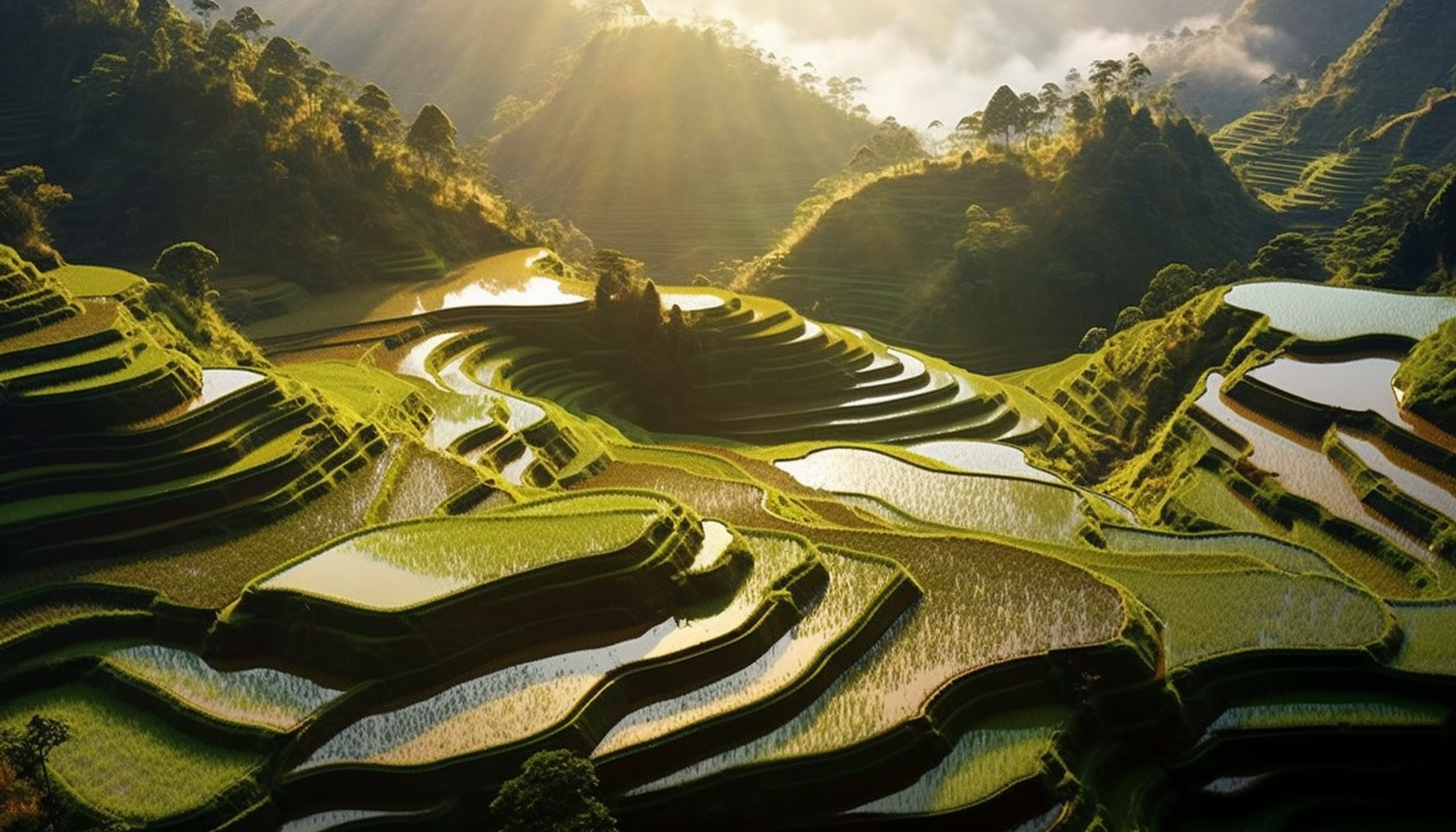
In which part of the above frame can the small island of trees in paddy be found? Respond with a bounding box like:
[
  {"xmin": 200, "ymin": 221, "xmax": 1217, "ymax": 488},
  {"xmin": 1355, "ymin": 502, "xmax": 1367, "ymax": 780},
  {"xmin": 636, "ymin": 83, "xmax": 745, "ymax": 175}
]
[{"xmin": 4, "ymin": 0, "xmax": 1456, "ymax": 830}]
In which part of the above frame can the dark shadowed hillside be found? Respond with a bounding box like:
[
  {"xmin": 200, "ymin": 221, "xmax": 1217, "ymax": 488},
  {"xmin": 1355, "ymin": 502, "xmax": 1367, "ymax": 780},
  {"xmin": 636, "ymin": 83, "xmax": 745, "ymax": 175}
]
[
  {"xmin": 0, "ymin": 0, "xmax": 548, "ymax": 288},
  {"xmin": 1298, "ymin": 0, "xmax": 1456, "ymax": 152},
  {"xmin": 1208, "ymin": 0, "xmax": 1456, "ymax": 246},
  {"xmin": 1146, "ymin": 0, "xmax": 1385, "ymax": 129},
  {"xmin": 748, "ymin": 100, "xmax": 1276, "ymax": 371},
  {"xmin": 487, "ymin": 23, "xmax": 876, "ymax": 280}
]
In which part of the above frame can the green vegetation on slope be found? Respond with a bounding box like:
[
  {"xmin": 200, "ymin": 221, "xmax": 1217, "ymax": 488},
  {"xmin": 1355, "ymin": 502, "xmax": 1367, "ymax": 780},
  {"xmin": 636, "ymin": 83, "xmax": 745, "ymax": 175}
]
[
  {"xmin": 0, "ymin": 0, "xmax": 555, "ymax": 290},
  {"xmin": 751, "ymin": 97, "xmax": 1274, "ymax": 369},
  {"xmin": 1299, "ymin": 0, "xmax": 1456, "ymax": 152},
  {"xmin": 1325, "ymin": 163, "xmax": 1456, "ymax": 290},
  {"xmin": 487, "ymin": 22, "xmax": 875, "ymax": 281},
  {"xmin": 1395, "ymin": 316, "xmax": 1456, "ymax": 432}
]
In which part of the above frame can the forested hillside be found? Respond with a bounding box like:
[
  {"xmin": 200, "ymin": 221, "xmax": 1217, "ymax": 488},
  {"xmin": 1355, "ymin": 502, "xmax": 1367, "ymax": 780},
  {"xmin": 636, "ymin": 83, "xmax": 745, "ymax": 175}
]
[
  {"xmin": 488, "ymin": 22, "xmax": 877, "ymax": 281},
  {"xmin": 748, "ymin": 96, "xmax": 1276, "ymax": 370},
  {"xmin": 1204, "ymin": 0, "xmax": 1456, "ymax": 264},
  {"xmin": 0, "ymin": 0, "xmax": 553, "ymax": 288},
  {"xmin": 1298, "ymin": 0, "xmax": 1456, "ymax": 152}
]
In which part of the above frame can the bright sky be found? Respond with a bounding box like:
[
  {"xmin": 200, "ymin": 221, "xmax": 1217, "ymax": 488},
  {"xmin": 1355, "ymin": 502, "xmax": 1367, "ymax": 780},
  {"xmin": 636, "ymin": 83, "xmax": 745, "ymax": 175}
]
[{"xmin": 647, "ymin": 0, "xmax": 1240, "ymax": 128}]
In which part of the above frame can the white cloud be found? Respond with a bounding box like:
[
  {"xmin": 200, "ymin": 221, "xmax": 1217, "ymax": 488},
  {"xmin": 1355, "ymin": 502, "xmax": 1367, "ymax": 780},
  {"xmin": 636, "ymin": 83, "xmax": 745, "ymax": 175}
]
[{"xmin": 647, "ymin": 0, "xmax": 1241, "ymax": 126}]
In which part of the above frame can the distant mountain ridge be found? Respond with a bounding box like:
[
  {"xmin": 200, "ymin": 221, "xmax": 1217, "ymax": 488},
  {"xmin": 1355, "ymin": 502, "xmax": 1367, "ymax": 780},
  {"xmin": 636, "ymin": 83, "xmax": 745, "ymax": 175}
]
[
  {"xmin": 1146, "ymin": 0, "xmax": 1386, "ymax": 129},
  {"xmin": 1209, "ymin": 0, "xmax": 1456, "ymax": 244}
]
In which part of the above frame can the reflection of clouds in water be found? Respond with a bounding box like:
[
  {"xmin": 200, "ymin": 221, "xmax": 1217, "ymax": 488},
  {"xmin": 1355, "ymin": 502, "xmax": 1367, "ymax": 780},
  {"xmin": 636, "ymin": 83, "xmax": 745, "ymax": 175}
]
[
  {"xmin": 661, "ymin": 292, "xmax": 726, "ymax": 312},
  {"xmin": 648, "ymin": 0, "xmax": 1237, "ymax": 126},
  {"xmin": 439, "ymin": 276, "xmax": 587, "ymax": 309}
]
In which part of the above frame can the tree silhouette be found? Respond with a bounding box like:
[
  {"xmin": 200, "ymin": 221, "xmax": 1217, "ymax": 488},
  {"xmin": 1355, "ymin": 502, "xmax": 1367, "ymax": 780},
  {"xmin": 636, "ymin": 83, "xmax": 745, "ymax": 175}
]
[
  {"xmin": 982, "ymin": 85, "xmax": 1024, "ymax": 148},
  {"xmin": 155, "ymin": 241, "xmax": 220, "ymax": 302},
  {"xmin": 231, "ymin": 6, "xmax": 273, "ymax": 41},
  {"xmin": 1088, "ymin": 58, "xmax": 1124, "ymax": 104},
  {"xmin": 1251, "ymin": 233, "xmax": 1327, "ymax": 282},
  {"xmin": 1121, "ymin": 53, "xmax": 1152, "ymax": 98},
  {"xmin": 1068, "ymin": 91, "xmax": 1097, "ymax": 131},
  {"xmin": 405, "ymin": 104, "xmax": 459, "ymax": 170},
  {"xmin": 137, "ymin": 0, "xmax": 173, "ymax": 31},
  {"xmin": 1114, "ymin": 305, "xmax": 1146, "ymax": 333},
  {"xmin": 1140, "ymin": 263, "xmax": 1200, "ymax": 317},
  {"xmin": 1078, "ymin": 326, "xmax": 1109, "ymax": 353},
  {"xmin": 0, "ymin": 716, "xmax": 70, "ymax": 803},
  {"xmin": 490, "ymin": 750, "xmax": 617, "ymax": 832}
]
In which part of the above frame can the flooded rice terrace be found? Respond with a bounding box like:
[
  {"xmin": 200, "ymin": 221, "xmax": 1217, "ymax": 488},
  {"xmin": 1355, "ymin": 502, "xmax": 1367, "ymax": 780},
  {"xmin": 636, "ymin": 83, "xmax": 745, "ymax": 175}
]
[{"xmin": 244, "ymin": 249, "xmax": 592, "ymax": 339}]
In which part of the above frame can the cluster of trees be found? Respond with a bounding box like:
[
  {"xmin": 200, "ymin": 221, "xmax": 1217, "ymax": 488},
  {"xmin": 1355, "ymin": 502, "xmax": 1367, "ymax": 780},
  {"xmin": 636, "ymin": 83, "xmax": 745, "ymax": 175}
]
[
  {"xmin": 581, "ymin": 249, "xmax": 705, "ymax": 430},
  {"xmin": 951, "ymin": 54, "xmax": 1159, "ymax": 151},
  {"xmin": 0, "ymin": 0, "xmax": 564, "ymax": 289},
  {"xmin": 684, "ymin": 17, "xmax": 871, "ymax": 117},
  {"xmin": 591, "ymin": 248, "xmax": 662, "ymax": 335},
  {"xmin": 0, "ymin": 168, "xmax": 72, "ymax": 266},
  {"xmin": 0, "ymin": 716, "xmax": 83, "ymax": 832},
  {"xmin": 489, "ymin": 750, "xmax": 616, "ymax": 832},
  {"xmin": 1326, "ymin": 164, "xmax": 1456, "ymax": 290},
  {"xmin": 924, "ymin": 96, "xmax": 1274, "ymax": 356},
  {"xmin": 1079, "ymin": 260, "xmax": 1249, "ymax": 352}
]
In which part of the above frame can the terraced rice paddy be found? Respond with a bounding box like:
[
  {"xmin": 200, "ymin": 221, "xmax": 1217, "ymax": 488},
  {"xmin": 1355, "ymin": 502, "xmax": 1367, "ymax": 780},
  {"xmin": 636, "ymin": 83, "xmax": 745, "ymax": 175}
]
[
  {"xmin": 256, "ymin": 498, "xmax": 667, "ymax": 610},
  {"xmin": 1201, "ymin": 696, "xmax": 1448, "ymax": 735},
  {"xmin": 245, "ymin": 249, "xmax": 591, "ymax": 339},
  {"xmin": 775, "ymin": 447, "xmax": 1088, "ymax": 542},
  {"xmin": 8, "ymin": 247, "xmax": 1456, "ymax": 831},
  {"xmin": 1194, "ymin": 374, "xmax": 1432, "ymax": 562},
  {"xmin": 594, "ymin": 543, "xmax": 902, "ymax": 758},
  {"xmin": 1246, "ymin": 356, "xmax": 1410, "ymax": 427},
  {"xmin": 300, "ymin": 530, "xmax": 815, "ymax": 768},
  {"xmin": 1210, "ymin": 112, "xmax": 1391, "ymax": 234},
  {"xmin": 105, "ymin": 645, "xmax": 342, "ymax": 731},
  {"xmin": 1094, "ymin": 568, "xmax": 1388, "ymax": 669},
  {"xmin": 183, "ymin": 369, "xmax": 267, "ymax": 413},
  {"xmin": 633, "ymin": 546, "xmax": 1125, "ymax": 794},
  {"xmin": 851, "ymin": 707, "xmax": 1070, "ymax": 816},
  {"xmin": 1224, "ymin": 282, "xmax": 1456, "ymax": 343},
  {"xmin": 903, "ymin": 439, "xmax": 1064, "ymax": 483},
  {"xmin": 1387, "ymin": 600, "xmax": 1456, "ymax": 675},
  {"xmin": 0, "ymin": 684, "xmax": 264, "ymax": 823},
  {"xmin": 1336, "ymin": 432, "xmax": 1456, "ymax": 521}
]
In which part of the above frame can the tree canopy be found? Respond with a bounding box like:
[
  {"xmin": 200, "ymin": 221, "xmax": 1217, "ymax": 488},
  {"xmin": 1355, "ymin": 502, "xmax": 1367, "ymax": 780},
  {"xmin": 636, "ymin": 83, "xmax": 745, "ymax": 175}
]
[
  {"xmin": 154, "ymin": 241, "xmax": 220, "ymax": 300},
  {"xmin": 0, "ymin": 167, "xmax": 71, "ymax": 264},
  {"xmin": 489, "ymin": 750, "xmax": 617, "ymax": 832},
  {"xmin": 405, "ymin": 103, "xmax": 459, "ymax": 169},
  {"xmin": 0, "ymin": 0, "xmax": 553, "ymax": 288},
  {"xmin": 982, "ymin": 85, "xmax": 1024, "ymax": 147}
]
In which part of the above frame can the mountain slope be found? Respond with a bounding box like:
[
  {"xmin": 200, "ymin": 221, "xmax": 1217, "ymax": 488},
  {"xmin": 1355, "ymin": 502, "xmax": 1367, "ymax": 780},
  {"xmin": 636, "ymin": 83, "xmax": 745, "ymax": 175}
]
[
  {"xmin": 1146, "ymin": 0, "xmax": 1386, "ymax": 129},
  {"xmin": 1299, "ymin": 0, "xmax": 1456, "ymax": 149},
  {"xmin": 748, "ymin": 102, "xmax": 1276, "ymax": 371},
  {"xmin": 487, "ymin": 23, "xmax": 876, "ymax": 280},
  {"xmin": 0, "ymin": 0, "xmax": 543, "ymax": 289},
  {"xmin": 1208, "ymin": 0, "xmax": 1456, "ymax": 243},
  {"xmin": 215, "ymin": 0, "xmax": 623, "ymax": 139}
]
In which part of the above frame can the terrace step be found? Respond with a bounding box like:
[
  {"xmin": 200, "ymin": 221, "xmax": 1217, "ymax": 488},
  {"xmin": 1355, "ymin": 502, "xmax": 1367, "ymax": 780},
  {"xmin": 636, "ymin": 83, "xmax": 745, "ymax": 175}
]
[
  {"xmin": 0, "ymin": 408, "xmax": 383, "ymax": 566},
  {"xmin": 208, "ymin": 493, "xmax": 703, "ymax": 687}
]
